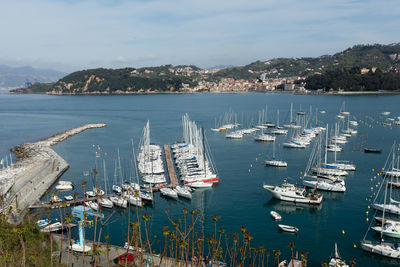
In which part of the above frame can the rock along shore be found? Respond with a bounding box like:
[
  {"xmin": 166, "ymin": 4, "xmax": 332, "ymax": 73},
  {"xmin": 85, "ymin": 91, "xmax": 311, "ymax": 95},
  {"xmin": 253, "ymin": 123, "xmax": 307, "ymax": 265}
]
[{"xmin": 0, "ymin": 123, "xmax": 107, "ymax": 216}]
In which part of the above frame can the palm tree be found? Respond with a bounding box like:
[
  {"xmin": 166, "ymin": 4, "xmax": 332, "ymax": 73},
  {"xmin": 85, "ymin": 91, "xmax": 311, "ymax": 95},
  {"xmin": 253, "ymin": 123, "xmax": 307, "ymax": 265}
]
[
  {"xmin": 350, "ymin": 258, "xmax": 357, "ymax": 267},
  {"xmin": 273, "ymin": 249, "xmax": 280, "ymax": 267},
  {"xmin": 288, "ymin": 242, "xmax": 295, "ymax": 267}
]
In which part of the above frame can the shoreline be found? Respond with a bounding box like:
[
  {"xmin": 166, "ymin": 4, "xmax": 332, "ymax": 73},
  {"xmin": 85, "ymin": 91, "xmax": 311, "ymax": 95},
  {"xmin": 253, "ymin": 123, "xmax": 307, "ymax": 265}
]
[
  {"xmin": 7, "ymin": 89, "xmax": 400, "ymax": 96},
  {"xmin": 0, "ymin": 124, "xmax": 107, "ymax": 217}
]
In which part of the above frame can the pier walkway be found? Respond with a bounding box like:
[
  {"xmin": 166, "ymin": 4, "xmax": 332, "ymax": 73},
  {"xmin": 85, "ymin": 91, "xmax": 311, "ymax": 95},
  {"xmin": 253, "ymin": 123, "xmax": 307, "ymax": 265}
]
[
  {"xmin": 163, "ymin": 144, "xmax": 178, "ymax": 187},
  {"xmin": 0, "ymin": 124, "xmax": 107, "ymax": 217}
]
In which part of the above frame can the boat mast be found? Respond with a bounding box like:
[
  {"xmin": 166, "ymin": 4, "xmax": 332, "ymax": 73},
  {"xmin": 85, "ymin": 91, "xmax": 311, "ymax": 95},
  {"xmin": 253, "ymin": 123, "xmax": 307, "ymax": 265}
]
[
  {"xmin": 103, "ymin": 159, "xmax": 108, "ymax": 195},
  {"xmin": 325, "ymin": 124, "xmax": 328, "ymax": 165},
  {"xmin": 277, "ymin": 109, "xmax": 280, "ymax": 128}
]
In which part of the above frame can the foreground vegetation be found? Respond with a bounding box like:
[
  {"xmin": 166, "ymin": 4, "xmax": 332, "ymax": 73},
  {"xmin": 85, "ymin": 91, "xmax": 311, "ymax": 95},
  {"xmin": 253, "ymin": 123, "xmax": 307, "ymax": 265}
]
[{"xmin": 0, "ymin": 213, "xmax": 58, "ymax": 266}]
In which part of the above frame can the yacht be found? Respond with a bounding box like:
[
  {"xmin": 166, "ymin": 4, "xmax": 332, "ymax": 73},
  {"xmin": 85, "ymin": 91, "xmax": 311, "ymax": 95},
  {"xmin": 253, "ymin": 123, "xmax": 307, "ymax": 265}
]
[{"xmin": 263, "ymin": 181, "xmax": 323, "ymax": 204}]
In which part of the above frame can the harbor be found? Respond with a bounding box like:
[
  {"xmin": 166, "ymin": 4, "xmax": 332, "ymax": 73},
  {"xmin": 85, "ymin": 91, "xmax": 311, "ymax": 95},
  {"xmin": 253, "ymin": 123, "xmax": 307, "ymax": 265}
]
[{"xmin": 1, "ymin": 93, "xmax": 400, "ymax": 266}]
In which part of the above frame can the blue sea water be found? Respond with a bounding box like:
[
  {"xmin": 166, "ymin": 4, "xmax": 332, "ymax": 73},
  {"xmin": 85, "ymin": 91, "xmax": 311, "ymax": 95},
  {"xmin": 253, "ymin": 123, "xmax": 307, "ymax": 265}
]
[{"xmin": 1, "ymin": 93, "xmax": 400, "ymax": 266}]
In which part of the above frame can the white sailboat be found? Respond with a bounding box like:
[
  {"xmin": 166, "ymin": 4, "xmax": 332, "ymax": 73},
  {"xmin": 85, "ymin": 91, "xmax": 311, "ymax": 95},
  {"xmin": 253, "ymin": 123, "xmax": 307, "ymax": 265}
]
[
  {"xmin": 362, "ymin": 143, "xmax": 400, "ymax": 259},
  {"xmin": 284, "ymin": 103, "xmax": 301, "ymax": 129},
  {"xmin": 265, "ymin": 141, "xmax": 287, "ymax": 167},
  {"xmin": 324, "ymin": 124, "xmax": 355, "ymax": 171},
  {"xmin": 270, "ymin": 110, "xmax": 288, "ymax": 135},
  {"xmin": 303, "ymin": 129, "xmax": 346, "ymax": 192},
  {"xmin": 328, "ymin": 243, "xmax": 349, "ymax": 267},
  {"xmin": 174, "ymin": 185, "xmax": 192, "ymax": 199},
  {"xmin": 160, "ymin": 187, "xmax": 178, "ymax": 199},
  {"xmin": 99, "ymin": 159, "xmax": 113, "ymax": 209}
]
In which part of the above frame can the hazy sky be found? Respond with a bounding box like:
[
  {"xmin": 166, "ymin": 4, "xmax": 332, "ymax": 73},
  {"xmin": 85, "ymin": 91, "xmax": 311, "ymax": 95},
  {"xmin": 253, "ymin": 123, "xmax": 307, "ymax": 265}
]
[{"xmin": 1, "ymin": 0, "xmax": 399, "ymax": 72}]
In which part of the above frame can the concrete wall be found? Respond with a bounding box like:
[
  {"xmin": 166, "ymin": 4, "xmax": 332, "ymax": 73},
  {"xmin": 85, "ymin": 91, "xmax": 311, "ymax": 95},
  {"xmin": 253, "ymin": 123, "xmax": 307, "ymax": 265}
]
[{"xmin": 9, "ymin": 154, "xmax": 69, "ymax": 213}]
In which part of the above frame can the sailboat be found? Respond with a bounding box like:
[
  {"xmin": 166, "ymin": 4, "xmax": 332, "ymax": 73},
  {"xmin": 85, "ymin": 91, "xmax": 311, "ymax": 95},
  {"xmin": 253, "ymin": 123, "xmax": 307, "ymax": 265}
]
[
  {"xmin": 362, "ymin": 143, "xmax": 400, "ymax": 258},
  {"xmin": 174, "ymin": 114, "xmax": 219, "ymax": 187},
  {"xmin": 328, "ymin": 243, "xmax": 349, "ymax": 267},
  {"xmin": 383, "ymin": 148, "xmax": 400, "ymax": 177},
  {"xmin": 324, "ymin": 124, "xmax": 355, "ymax": 171},
  {"xmin": 265, "ymin": 141, "xmax": 287, "ymax": 167},
  {"xmin": 270, "ymin": 110, "xmax": 288, "ymax": 135},
  {"xmin": 99, "ymin": 159, "xmax": 113, "ymax": 209},
  {"xmin": 284, "ymin": 103, "xmax": 301, "ymax": 129},
  {"xmin": 137, "ymin": 121, "xmax": 167, "ymax": 184},
  {"xmin": 254, "ymin": 109, "xmax": 276, "ymax": 142},
  {"xmin": 311, "ymin": 125, "xmax": 349, "ymax": 177},
  {"xmin": 303, "ymin": 128, "xmax": 346, "ymax": 192}
]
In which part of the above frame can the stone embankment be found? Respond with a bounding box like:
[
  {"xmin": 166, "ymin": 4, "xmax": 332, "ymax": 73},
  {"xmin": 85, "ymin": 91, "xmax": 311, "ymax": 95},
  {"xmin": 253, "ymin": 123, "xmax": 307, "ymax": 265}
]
[{"xmin": 0, "ymin": 124, "xmax": 107, "ymax": 215}]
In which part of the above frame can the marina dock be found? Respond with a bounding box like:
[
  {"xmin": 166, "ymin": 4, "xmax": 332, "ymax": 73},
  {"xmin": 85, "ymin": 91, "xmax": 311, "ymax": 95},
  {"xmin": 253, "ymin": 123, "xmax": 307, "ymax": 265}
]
[
  {"xmin": 0, "ymin": 124, "xmax": 107, "ymax": 217},
  {"xmin": 163, "ymin": 144, "xmax": 178, "ymax": 187},
  {"xmin": 29, "ymin": 193, "xmax": 117, "ymax": 209}
]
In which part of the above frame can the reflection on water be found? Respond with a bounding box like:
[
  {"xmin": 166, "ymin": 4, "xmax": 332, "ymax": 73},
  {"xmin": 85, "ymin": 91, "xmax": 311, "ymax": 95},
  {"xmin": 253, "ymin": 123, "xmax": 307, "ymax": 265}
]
[{"xmin": 264, "ymin": 198, "xmax": 323, "ymax": 214}]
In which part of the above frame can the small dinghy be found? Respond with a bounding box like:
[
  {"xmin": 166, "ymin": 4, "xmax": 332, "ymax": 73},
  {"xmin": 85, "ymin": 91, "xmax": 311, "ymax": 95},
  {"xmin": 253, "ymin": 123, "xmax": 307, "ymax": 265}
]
[
  {"xmin": 270, "ymin": 211, "xmax": 282, "ymax": 220},
  {"xmin": 278, "ymin": 224, "xmax": 299, "ymax": 233},
  {"xmin": 37, "ymin": 219, "xmax": 50, "ymax": 228},
  {"xmin": 64, "ymin": 195, "xmax": 74, "ymax": 201}
]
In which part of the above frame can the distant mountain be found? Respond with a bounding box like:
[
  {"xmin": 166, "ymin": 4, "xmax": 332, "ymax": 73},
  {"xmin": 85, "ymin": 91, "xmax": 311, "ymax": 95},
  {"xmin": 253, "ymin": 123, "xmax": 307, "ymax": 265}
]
[
  {"xmin": 0, "ymin": 65, "xmax": 65, "ymax": 88},
  {"xmin": 210, "ymin": 43, "xmax": 400, "ymax": 80}
]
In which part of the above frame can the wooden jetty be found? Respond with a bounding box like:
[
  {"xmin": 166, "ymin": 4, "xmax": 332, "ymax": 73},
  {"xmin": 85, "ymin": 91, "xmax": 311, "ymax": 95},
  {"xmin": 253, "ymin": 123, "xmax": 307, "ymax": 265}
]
[{"xmin": 164, "ymin": 144, "xmax": 178, "ymax": 187}]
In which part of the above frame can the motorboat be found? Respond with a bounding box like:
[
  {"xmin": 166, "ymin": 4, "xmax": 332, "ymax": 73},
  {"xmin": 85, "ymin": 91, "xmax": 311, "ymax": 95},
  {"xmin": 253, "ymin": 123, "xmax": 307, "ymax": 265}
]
[
  {"xmin": 85, "ymin": 191, "xmax": 96, "ymax": 197},
  {"xmin": 37, "ymin": 219, "xmax": 50, "ymax": 228},
  {"xmin": 265, "ymin": 159, "xmax": 287, "ymax": 167},
  {"xmin": 311, "ymin": 167, "xmax": 348, "ymax": 176},
  {"xmin": 278, "ymin": 224, "xmax": 299, "ymax": 233},
  {"xmin": 270, "ymin": 211, "xmax": 282, "ymax": 220},
  {"xmin": 324, "ymin": 162, "xmax": 356, "ymax": 171},
  {"xmin": 263, "ymin": 181, "xmax": 323, "ymax": 204},
  {"xmin": 372, "ymin": 222, "xmax": 400, "ymax": 238},
  {"xmin": 302, "ymin": 176, "xmax": 346, "ymax": 192},
  {"xmin": 50, "ymin": 195, "xmax": 62, "ymax": 203},
  {"xmin": 361, "ymin": 240, "xmax": 400, "ymax": 259},
  {"xmin": 254, "ymin": 134, "xmax": 276, "ymax": 142},
  {"xmin": 189, "ymin": 181, "xmax": 213, "ymax": 188},
  {"xmin": 226, "ymin": 131, "xmax": 243, "ymax": 139},
  {"xmin": 364, "ymin": 148, "xmax": 382, "ymax": 153},
  {"xmin": 55, "ymin": 181, "xmax": 73, "ymax": 190},
  {"xmin": 64, "ymin": 195, "xmax": 74, "ymax": 201}
]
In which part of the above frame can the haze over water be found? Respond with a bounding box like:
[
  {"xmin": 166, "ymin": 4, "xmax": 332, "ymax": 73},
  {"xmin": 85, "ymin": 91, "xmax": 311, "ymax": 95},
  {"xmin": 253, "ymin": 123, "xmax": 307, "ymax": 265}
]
[{"xmin": 1, "ymin": 93, "xmax": 400, "ymax": 266}]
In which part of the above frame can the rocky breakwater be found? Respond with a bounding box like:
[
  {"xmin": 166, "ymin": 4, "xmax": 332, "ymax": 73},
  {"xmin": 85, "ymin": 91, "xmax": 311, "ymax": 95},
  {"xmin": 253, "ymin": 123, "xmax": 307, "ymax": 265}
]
[{"xmin": 0, "ymin": 123, "xmax": 107, "ymax": 216}]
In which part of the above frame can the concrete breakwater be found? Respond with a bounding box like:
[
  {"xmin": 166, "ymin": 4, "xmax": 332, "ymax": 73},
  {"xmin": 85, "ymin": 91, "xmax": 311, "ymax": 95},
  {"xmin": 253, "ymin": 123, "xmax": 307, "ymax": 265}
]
[{"xmin": 0, "ymin": 123, "xmax": 107, "ymax": 215}]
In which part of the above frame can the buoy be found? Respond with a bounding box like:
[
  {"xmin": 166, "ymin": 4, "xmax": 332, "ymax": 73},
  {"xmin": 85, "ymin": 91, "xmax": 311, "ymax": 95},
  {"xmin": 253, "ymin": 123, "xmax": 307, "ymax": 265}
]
[
  {"xmin": 372, "ymin": 168, "xmax": 374, "ymax": 172},
  {"xmin": 366, "ymin": 211, "xmax": 369, "ymax": 215},
  {"xmin": 366, "ymin": 218, "xmax": 369, "ymax": 222},
  {"xmin": 250, "ymin": 164, "xmax": 253, "ymax": 168},
  {"xmin": 368, "ymin": 205, "xmax": 370, "ymax": 209},
  {"xmin": 248, "ymin": 169, "xmax": 251, "ymax": 173},
  {"xmin": 342, "ymin": 230, "xmax": 345, "ymax": 235},
  {"xmin": 354, "ymin": 244, "xmax": 357, "ymax": 248}
]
